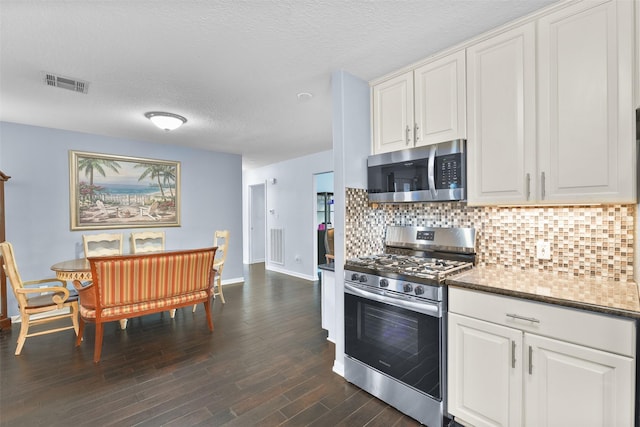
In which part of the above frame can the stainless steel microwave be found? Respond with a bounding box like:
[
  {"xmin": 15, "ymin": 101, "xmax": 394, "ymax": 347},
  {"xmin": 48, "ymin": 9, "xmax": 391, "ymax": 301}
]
[{"xmin": 367, "ymin": 140, "xmax": 466, "ymax": 203}]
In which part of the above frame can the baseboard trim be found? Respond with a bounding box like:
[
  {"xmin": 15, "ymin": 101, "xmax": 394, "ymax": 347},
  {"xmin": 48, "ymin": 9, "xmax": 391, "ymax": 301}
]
[
  {"xmin": 332, "ymin": 360, "xmax": 345, "ymax": 377},
  {"xmin": 266, "ymin": 265, "xmax": 317, "ymax": 281},
  {"xmin": 221, "ymin": 277, "xmax": 243, "ymax": 286}
]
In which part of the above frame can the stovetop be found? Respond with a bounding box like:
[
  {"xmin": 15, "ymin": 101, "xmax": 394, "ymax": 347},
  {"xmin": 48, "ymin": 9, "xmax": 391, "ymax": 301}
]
[
  {"xmin": 345, "ymin": 254, "xmax": 473, "ymax": 284},
  {"xmin": 344, "ymin": 226, "xmax": 476, "ymax": 301}
]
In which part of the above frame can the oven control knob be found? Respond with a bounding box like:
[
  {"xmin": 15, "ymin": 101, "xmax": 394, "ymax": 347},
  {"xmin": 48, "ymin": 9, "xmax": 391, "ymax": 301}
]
[
  {"xmin": 403, "ymin": 283, "xmax": 413, "ymax": 293},
  {"xmin": 414, "ymin": 286, "xmax": 424, "ymax": 295},
  {"xmin": 379, "ymin": 279, "xmax": 389, "ymax": 288},
  {"xmin": 351, "ymin": 273, "xmax": 359, "ymax": 281},
  {"xmin": 359, "ymin": 275, "xmax": 368, "ymax": 283}
]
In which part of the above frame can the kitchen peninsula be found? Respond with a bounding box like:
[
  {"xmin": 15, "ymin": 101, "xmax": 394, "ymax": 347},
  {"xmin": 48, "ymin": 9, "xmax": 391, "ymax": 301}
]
[{"xmin": 446, "ymin": 268, "xmax": 639, "ymax": 426}]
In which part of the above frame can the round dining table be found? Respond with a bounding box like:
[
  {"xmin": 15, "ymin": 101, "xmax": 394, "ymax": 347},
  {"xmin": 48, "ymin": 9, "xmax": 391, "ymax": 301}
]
[{"xmin": 50, "ymin": 258, "xmax": 92, "ymax": 281}]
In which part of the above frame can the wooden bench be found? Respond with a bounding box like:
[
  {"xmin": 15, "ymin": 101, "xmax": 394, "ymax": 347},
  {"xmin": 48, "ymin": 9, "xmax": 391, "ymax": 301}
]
[{"xmin": 73, "ymin": 247, "xmax": 216, "ymax": 362}]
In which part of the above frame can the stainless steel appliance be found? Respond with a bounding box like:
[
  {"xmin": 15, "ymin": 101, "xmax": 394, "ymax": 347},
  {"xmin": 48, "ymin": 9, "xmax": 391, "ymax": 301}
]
[
  {"xmin": 344, "ymin": 226, "xmax": 476, "ymax": 427},
  {"xmin": 367, "ymin": 140, "xmax": 466, "ymax": 203}
]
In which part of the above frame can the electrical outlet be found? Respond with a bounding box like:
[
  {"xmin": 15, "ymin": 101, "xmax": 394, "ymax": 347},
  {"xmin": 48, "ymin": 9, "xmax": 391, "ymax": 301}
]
[
  {"xmin": 536, "ymin": 240, "xmax": 551, "ymax": 260},
  {"xmin": 294, "ymin": 255, "xmax": 301, "ymax": 263}
]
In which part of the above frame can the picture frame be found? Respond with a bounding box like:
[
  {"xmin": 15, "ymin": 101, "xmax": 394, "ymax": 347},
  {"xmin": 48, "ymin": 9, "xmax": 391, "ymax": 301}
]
[{"xmin": 69, "ymin": 150, "xmax": 180, "ymax": 230}]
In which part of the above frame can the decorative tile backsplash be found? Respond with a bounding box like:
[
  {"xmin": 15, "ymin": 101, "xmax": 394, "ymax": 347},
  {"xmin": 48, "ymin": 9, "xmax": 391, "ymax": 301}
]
[{"xmin": 345, "ymin": 188, "xmax": 635, "ymax": 281}]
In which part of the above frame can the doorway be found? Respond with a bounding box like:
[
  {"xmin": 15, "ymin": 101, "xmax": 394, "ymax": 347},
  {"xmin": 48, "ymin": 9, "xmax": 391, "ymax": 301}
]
[
  {"xmin": 313, "ymin": 172, "xmax": 334, "ymax": 270},
  {"xmin": 249, "ymin": 183, "xmax": 266, "ymax": 263}
]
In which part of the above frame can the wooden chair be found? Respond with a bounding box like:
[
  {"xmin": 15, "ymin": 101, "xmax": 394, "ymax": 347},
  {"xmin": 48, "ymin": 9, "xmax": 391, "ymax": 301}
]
[
  {"xmin": 0, "ymin": 242, "xmax": 79, "ymax": 355},
  {"xmin": 130, "ymin": 231, "xmax": 165, "ymax": 254},
  {"xmin": 82, "ymin": 232, "xmax": 124, "ymax": 258},
  {"xmin": 83, "ymin": 232, "xmax": 125, "ymax": 328},
  {"xmin": 130, "ymin": 230, "xmax": 175, "ymax": 320},
  {"xmin": 194, "ymin": 230, "xmax": 229, "ymax": 312},
  {"xmin": 324, "ymin": 228, "xmax": 335, "ymax": 263}
]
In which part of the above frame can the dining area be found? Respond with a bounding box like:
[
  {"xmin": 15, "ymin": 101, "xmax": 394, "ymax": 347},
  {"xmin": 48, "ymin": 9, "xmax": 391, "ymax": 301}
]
[
  {"xmin": 50, "ymin": 231, "xmax": 229, "ymax": 294},
  {"xmin": 0, "ymin": 261, "xmax": 395, "ymax": 427},
  {"xmin": 1, "ymin": 229, "xmax": 231, "ymax": 362}
]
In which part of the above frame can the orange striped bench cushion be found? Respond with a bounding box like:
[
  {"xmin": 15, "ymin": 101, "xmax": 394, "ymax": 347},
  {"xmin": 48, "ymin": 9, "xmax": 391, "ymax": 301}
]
[
  {"xmin": 93, "ymin": 251, "xmax": 214, "ymax": 307},
  {"xmin": 80, "ymin": 290, "xmax": 208, "ymax": 319}
]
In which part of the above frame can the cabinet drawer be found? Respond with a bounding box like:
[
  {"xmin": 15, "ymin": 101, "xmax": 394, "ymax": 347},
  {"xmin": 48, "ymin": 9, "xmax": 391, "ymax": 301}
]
[{"xmin": 449, "ymin": 287, "xmax": 636, "ymax": 357}]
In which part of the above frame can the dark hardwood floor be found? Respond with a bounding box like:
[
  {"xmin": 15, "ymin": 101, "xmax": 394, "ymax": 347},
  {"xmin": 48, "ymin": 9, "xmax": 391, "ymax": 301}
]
[{"xmin": 0, "ymin": 264, "xmax": 422, "ymax": 427}]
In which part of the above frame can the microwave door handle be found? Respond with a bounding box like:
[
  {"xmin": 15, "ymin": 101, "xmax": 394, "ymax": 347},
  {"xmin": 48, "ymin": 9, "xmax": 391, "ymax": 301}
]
[{"xmin": 428, "ymin": 146, "xmax": 437, "ymax": 199}]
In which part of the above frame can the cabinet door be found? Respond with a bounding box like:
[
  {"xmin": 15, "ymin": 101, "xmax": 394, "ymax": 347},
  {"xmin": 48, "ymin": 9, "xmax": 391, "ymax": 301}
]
[
  {"xmin": 371, "ymin": 71, "xmax": 414, "ymax": 154},
  {"xmin": 448, "ymin": 313, "xmax": 523, "ymax": 427},
  {"xmin": 525, "ymin": 333, "xmax": 635, "ymax": 427},
  {"xmin": 537, "ymin": 0, "xmax": 635, "ymax": 203},
  {"xmin": 414, "ymin": 50, "xmax": 466, "ymax": 146},
  {"xmin": 466, "ymin": 23, "xmax": 536, "ymax": 206}
]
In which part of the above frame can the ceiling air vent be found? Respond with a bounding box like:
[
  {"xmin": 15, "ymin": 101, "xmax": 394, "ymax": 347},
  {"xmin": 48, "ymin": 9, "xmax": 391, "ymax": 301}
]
[{"xmin": 43, "ymin": 72, "xmax": 90, "ymax": 94}]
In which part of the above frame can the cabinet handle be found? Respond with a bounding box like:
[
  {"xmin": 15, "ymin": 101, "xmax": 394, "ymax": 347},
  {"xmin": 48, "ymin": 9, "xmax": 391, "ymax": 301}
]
[
  {"xmin": 511, "ymin": 340, "xmax": 516, "ymax": 369},
  {"xmin": 506, "ymin": 313, "xmax": 540, "ymax": 323},
  {"xmin": 526, "ymin": 173, "xmax": 531, "ymax": 201},
  {"xmin": 414, "ymin": 123, "xmax": 420, "ymax": 142},
  {"xmin": 406, "ymin": 125, "xmax": 411, "ymax": 145},
  {"xmin": 528, "ymin": 345, "xmax": 533, "ymax": 375},
  {"xmin": 541, "ymin": 172, "xmax": 546, "ymax": 200}
]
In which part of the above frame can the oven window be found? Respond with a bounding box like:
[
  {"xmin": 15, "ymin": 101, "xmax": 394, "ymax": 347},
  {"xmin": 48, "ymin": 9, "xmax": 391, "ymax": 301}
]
[
  {"xmin": 361, "ymin": 305, "xmax": 419, "ymax": 358},
  {"xmin": 345, "ymin": 292, "xmax": 442, "ymax": 399}
]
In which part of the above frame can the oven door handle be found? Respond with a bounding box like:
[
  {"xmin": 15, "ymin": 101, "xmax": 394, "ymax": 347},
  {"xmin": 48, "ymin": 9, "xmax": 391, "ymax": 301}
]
[{"xmin": 344, "ymin": 282, "xmax": 442, "ymax": 317}]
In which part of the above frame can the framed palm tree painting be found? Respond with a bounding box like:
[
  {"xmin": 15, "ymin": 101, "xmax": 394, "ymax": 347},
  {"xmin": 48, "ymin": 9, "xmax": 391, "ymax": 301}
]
[{"xmin": 69, "ymin": 150, "xmax": 180, "ymax": 230}]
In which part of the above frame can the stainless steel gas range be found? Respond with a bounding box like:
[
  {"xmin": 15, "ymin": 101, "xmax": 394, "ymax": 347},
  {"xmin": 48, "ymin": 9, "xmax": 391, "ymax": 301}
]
[{"xmin": 344, "ymin": 226, "xmax": 476, "ymax": 427}]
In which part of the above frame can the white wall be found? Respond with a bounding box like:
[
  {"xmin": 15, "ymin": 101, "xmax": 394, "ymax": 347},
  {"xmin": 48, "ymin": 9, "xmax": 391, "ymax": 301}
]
[
  {"xmin": 316, "ymin": 172, "xmax": 334, "ymax": 193},
  {"xmin": 331, "ymin": 70, "xmax": 371, "ymax": 376},
  {"xmin": 243, "ymin": 150, "xmax": 333, "ymax": 280},
  {"xmin": 0, "ymin": 121, "xmax": 244, "ymax": 317}
]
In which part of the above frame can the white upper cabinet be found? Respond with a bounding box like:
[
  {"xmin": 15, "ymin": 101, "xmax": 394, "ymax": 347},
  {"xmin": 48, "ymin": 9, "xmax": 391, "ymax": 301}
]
[
  {"xmin": 467, "ymin": 23, "xmax": 536, "ymax": 205},
  {"xmin": 414, "ymin": 50, "xmax": 467, "ymax": 146},
  {"xmin": 372, "ymin": 51, "xmax": 466, "ymax": 154},
  {"xmin": 371, "ymin": 72, "xmax": 414, "ymax": 154},
  {"xmin": 537, "ymin": 0, "xmax": 635, "ymax": 204},
  {"xmin": 468, "ymin": 0, "xmax": 635, "ymax": 205}
]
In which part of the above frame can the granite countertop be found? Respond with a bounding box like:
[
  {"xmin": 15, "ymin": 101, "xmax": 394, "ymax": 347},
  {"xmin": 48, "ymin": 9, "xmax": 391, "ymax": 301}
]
[{"xmin": 446, "ymin": 266, "xmax": 640, "ymax": 320}]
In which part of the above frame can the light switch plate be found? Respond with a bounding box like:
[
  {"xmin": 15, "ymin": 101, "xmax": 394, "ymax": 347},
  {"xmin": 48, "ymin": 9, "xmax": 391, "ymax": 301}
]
[{"xmin": 536, "ymin": 240, "xmax": 551, "ymax": 260}]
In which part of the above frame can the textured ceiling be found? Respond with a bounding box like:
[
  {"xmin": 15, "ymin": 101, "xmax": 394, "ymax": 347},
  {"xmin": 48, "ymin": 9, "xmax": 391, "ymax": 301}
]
[{"xmin": 0, "ymin": 0, "xmax": 558, "ymax": 169}]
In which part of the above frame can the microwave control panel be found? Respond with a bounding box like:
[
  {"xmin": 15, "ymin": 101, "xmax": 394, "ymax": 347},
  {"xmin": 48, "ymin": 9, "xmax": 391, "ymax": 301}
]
[{"xmin": 435, "ymin": 153, "xmax": 462, "ymax": 189}]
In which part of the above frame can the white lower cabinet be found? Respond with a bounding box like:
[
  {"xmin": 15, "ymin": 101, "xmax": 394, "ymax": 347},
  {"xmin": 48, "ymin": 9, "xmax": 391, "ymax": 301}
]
[
  {"xmin": 448, "ymin": 288, "xmax": 636, "ymax": 427},
  {"xmin": 448, "ymin": 313, "xmax": 523, "ymax": 426},
  {"xmin": 525, "ymin": 333, "xmax": 634, "ymax": 427}
]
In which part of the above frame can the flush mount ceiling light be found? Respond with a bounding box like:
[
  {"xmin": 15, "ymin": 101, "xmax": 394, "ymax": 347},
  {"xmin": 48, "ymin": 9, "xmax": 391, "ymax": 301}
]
[
  {"xmin": 144, "ymin": 112, "xmax": 187, "ymax": 131},
  {"xmin": 296, "ymin": 92, "xmax": 313, "ymax": 101}
]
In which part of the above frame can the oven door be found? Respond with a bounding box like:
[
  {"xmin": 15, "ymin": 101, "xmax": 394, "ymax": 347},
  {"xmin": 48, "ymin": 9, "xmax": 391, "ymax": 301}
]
[{"xmin": 344, "ymin": 284, "xmax": 443, "ymax": 399}]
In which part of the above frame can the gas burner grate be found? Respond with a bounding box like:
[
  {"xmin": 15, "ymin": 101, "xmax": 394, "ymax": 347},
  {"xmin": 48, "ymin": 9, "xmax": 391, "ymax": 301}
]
[{"xmin": 345, "ymin": 253, "xmax": 474, "ymax": 284}]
